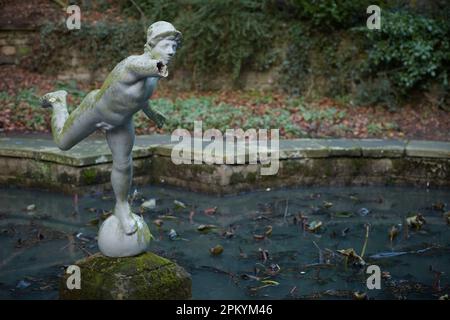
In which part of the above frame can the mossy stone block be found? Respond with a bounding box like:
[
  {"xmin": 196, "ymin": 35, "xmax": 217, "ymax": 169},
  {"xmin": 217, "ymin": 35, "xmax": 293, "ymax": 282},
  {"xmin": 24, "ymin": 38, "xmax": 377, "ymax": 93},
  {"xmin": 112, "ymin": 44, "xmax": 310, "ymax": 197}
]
[{"xmin": 59, "ymin": 252, "xmax": 191, "ymax": 300}]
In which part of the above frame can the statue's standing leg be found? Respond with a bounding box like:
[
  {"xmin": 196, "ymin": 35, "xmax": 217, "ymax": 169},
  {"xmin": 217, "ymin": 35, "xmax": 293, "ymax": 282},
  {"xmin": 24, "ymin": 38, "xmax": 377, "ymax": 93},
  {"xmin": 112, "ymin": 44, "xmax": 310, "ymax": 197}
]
[
  {"xmin": 41, "ymin": 89, "xmax": 101, "ymax": 150},
  {"xmin": 105, "ymin": 119, "xmax": 138, "ymax": 235}
]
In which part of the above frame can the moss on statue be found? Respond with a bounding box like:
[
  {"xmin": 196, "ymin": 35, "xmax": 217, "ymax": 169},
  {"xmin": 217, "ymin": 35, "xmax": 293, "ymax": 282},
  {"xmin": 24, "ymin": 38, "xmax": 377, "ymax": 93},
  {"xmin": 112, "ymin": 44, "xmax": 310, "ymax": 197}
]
[{"xmin": 60, "ymin": 252, "xmax": 191, "ymax": 300}]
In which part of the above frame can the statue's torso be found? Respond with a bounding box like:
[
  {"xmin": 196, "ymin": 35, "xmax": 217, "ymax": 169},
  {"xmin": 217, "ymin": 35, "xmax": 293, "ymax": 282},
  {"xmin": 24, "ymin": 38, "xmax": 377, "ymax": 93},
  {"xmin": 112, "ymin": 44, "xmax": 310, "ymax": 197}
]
[{"xmin": 94, "ymin": 57, "xmax": 159, "ymax": 127}]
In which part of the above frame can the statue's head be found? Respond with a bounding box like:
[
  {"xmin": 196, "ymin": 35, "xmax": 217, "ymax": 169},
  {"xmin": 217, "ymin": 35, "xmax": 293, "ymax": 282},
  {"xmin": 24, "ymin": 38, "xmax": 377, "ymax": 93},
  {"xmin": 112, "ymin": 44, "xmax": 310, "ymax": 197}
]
[{"xmin": 144, "ymin": 21, "xmax": 182, "ymax": 65}]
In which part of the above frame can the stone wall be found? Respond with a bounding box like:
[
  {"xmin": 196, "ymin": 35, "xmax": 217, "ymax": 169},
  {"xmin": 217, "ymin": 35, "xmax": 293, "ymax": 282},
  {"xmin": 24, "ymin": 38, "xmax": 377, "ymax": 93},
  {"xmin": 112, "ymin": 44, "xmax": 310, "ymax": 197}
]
[
  {"xmin": 0, "ymin": 30, "xmax": 34, "ymax": 65},
  {"xmin": 0, "ymin": 135, "xmax": 449, "ymax": 195}
]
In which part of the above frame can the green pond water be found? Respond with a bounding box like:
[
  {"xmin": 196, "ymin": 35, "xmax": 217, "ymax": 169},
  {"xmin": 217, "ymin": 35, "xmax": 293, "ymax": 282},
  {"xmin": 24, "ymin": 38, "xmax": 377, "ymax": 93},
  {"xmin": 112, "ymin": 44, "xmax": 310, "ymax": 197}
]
[{"xmin": 0, "ymin": 185, "xmax": 449, "ymax": 300}]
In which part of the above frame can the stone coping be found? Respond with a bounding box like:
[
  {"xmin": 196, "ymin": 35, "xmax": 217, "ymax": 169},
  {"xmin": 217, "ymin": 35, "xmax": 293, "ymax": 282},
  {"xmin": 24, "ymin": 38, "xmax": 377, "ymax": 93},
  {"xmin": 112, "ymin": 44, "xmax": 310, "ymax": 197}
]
[{"xmin": 0, "ymin": 135, "xmax": 449, "ymax": 167}]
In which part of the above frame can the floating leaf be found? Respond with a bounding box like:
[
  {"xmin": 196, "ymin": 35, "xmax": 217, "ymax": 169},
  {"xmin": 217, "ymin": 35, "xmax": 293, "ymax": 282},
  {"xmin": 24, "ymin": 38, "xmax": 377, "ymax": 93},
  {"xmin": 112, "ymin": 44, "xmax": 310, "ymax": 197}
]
[
  {"xmin": 353, "ymin": 292, "xmax": 367, "ymax": 300},
  {"xmin": 197, "ymin": 224, "xmax": 218, "ymax": 232},
  {"xmin": 337, "ymin": 248, "xmax": 365, "ymax": 266},
  {"xmin": 240, "ymin": 274, "xmax": 260, "ymax": 281},
  {"xmin": 261, "ymin": 280, "xmax": 279, "ymax": 286},
  {"xmin": 265, "ymin": 225, "xmax": 273, "ymax": 237},
  {"xmin": 406, "ymin": 214, "xmax": 426, "ymax": 229},
  {"xmin": 157, "ymin": 215, "xmax": 177, "ymax": 220},
  {"xmin": 322, "ymin": 201, "xmax": 333, "ymax": 208},
  {"xmin": 210, "ymin": 244, "xmax": 224, "ymax": 255},
  {"xmin": 307, "ymin": 220, "xmax": 323, "ymax": 232},
  {"xmin": 335, "ymin": 211, "xmax": 353, "ymax": 218},
  {"xmin": 253, "ymin": 234, "xmax": 265, "ymax": 240},
  {"xmin": 174, "ymin": 200, "xmax": 186, "ymax": 209}
]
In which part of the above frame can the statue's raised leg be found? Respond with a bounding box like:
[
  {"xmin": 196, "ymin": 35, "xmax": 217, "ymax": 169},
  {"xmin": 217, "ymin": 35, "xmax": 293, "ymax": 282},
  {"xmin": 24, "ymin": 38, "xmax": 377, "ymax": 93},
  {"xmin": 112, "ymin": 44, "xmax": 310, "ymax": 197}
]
[
  {"xmin": 41, "ymin": 89, "xmax": 101, "ymax": 151},
  {"xmin": 105, "ymin": 119, "xmax": 138, "ymax": 235}
]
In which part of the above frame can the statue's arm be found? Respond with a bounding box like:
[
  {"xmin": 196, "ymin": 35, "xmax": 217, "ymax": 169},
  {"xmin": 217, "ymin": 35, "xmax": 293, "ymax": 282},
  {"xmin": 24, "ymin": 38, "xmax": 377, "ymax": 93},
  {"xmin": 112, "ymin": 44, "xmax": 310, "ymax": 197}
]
[
  {"xmin": 142, "ymin": 103, "xmax": 167, "ymax": 128},
  {"xmin": 126, "ymin": 57, "xmax": 168, "ymax": 78}
]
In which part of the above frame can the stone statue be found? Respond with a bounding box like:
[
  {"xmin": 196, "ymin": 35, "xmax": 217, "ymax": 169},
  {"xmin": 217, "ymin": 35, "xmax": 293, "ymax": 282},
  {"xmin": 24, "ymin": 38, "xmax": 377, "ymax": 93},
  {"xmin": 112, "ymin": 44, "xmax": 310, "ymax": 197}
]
[{"xmin": 40, "ymin": 21, "xmax": 182, "ymax": 257}]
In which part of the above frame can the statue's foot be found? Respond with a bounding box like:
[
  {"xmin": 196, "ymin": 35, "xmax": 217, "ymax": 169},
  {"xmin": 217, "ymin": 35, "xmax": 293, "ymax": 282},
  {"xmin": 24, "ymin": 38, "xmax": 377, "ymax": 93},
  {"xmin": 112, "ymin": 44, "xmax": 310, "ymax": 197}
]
[
  {"xmin": 114, "ymin": 205, "xmax": 139, "ymax": 235},
  {"xmin": 40, "ymin": 90, "xmax": 67, "ymax": 108}
]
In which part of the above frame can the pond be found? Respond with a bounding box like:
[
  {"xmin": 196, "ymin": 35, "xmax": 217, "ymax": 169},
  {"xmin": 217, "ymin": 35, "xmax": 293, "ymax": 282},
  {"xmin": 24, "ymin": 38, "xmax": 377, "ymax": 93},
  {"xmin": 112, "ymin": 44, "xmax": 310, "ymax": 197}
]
[{"xmin": 0, "ymin": 185, "xmax": 449, "ymax": 300}]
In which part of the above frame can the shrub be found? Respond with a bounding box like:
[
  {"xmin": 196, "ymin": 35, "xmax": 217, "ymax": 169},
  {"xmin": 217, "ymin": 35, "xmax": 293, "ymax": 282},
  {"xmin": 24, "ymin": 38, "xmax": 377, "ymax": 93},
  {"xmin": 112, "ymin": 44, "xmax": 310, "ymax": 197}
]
[{"xmin": 358, "ymin": 11, "xmax": 450, "ymax": 94}]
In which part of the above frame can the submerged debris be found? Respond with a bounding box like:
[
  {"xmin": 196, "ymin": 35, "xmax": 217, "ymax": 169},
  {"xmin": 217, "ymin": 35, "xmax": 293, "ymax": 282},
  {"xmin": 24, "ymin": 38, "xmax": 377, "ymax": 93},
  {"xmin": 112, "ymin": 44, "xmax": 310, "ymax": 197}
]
[
  {"xmin": 141, "ymin": 199, "xmax": 156, "ymax": 210},
  {"xmin": 406, "ymin": 214, "xmax": 426, "ymax": 229},
  {"xmin": 153, "ymin": 219, "xmax": 164, "ymax": 227},
  {"xmin": 210, "ymin": 244, "xmax": 224, "ymax": 256},
  {"xmin": 239, "ymin": 247, "xmax": 248, "ymax": 259},
  {"xmin": 389, "ymin": 225, "xmax": 400, "ymax": 242},
  {"xmin": 337, "ymin": 248, "xmax": 365, "ymax": 267},
  {"xmin": 222, "ymin": 229, "xmax": 235, "ymax": 239},
  {"xmin": 168, "ymin": 229, "xmax": 178, "ymax": 240},
  {"xmin": 259, "ymin": 248, "xmax": 269, "ymax": 262},
  {"xmin": 444, "ymin": 211, "xmax": 450, "ymax": 225},
  {"xmin": 16, "ymin": 280, "xmax": 31, "ymax": 289},
  {"xmin": 265, "ymin": 225, "xmax": 273, "ymax": 237},
  {"xmin": 253, "ymin": 225, "xmax": 273, "ymax": 240},
  {"xmin": 334, "ymin": 211, "xmax": 353, "ymax": 218},
  {"xmin": 204, "ymin": 207, "xmax": 217, "ymax": 215},
  {"xmin": 431, "ymin": 202, "xmax": 446, "ymax": 212},
  {"xmin": 369, "ymin": 246, "xmax": 436, "ymax": 259},
  {"xmin": 358, "ymin": 208, "xmax": 370, "ymax": 217}
]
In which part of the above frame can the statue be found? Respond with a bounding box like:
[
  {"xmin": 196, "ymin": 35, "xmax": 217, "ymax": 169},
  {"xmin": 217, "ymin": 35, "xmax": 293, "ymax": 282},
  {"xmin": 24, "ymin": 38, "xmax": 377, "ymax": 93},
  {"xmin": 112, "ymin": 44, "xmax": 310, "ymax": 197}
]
[{"xmin": 40, "ymin": 21, "xmax": 182, "ymax": 257}]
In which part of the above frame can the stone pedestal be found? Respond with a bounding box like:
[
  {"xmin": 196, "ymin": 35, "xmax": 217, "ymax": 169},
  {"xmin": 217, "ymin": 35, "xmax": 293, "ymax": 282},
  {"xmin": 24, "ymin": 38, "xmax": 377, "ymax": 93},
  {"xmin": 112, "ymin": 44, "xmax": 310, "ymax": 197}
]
[{"xmin": 60, "ymin": 252, "xmax": 191, "ymax": 300}]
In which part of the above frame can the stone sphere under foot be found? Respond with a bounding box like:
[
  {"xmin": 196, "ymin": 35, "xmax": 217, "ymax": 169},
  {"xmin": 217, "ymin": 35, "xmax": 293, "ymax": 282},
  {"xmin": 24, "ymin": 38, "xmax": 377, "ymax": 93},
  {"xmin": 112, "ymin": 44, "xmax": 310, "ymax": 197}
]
[{"xmin": 98, "ymin": 213, "xmax": 152, "ymax": 257}]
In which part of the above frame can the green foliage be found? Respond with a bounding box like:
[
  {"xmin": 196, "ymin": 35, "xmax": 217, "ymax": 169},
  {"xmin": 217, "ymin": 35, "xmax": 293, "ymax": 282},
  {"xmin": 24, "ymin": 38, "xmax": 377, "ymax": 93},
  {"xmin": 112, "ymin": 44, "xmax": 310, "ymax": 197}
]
[
  {"xmin": 32, "ymin": 20, "xmax": 144, "ymax": 74},
  {"xmin": 284, "ymin": 0, "xmax": 378, "ymax": 29},
  {"xmin": 359, "ymin": 11, "xmax": 450, "ymax": 94},
  {"xmin": 134, "ymin": 97, "xmax": 306, "ymax": 137},
  {"xmin": 122, "ymin": 0, "xmax": 282, "ymax": 86},
  {"xmin": 30, "ymin": 0, "xmax": 450, "ymax": 105}
]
